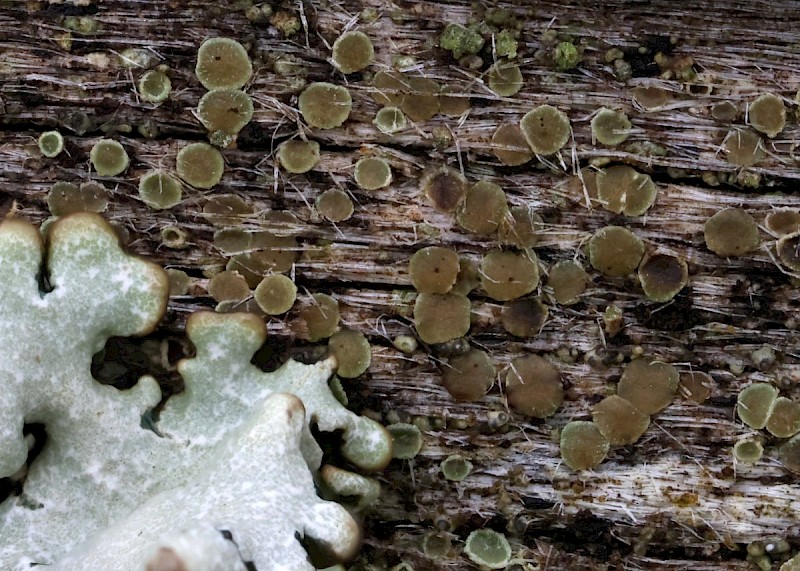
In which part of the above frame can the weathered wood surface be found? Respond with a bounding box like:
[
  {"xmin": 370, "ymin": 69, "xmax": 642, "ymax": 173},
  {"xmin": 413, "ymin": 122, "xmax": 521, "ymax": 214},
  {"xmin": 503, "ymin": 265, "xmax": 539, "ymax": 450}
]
[{"xmin": 2, "ymin": 1, "xmax": 800, "ymax": 569}]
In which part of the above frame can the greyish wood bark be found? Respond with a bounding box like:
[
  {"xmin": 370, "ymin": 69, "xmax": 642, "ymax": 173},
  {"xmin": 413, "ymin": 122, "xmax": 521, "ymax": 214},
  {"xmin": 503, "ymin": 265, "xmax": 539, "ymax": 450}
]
[{"xmin": 2, "ymin": 0, "xmax": 800, "ymax": 569}]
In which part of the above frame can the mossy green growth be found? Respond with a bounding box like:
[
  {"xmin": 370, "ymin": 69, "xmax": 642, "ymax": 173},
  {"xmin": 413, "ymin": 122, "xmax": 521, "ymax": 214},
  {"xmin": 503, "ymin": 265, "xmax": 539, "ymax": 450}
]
[
  {"xmin": 38, "ymin": 130, "xmax": 64, "ymax": 158},
  {"xmin": 439, "ymin": 23, "xmax": 484, "ymax": 59},
  {"xmin": 495, "ymin": 29, "xmax": 518, "ymax": 59},
  {"xmin": 176, "ymin": 142, "xmax": 224, "ymax": 189},
  {"xmin": 388, "ymin": 423, "xmax": 423, "ymax": 459},
  {"xmin": 137, "ymin": 70, "xmax": 171, "ymax": 103},
  {"xmin": 89, "ymin": 139, "xmax": 129, "ymax": 176},
  {"xmin": 554, "ymin": 41, "xmax": 581, "ymax": 71},
  {"xmin": 138, "ymin": 170, "xmax": 183, "ymax": 210},
  {"xmin": 195, "ymin": 37, "xmax": 253, "ymax": 90},
  {"xmin": 464, "ymin": 529, "xmax": 512, "ymax": 569}
]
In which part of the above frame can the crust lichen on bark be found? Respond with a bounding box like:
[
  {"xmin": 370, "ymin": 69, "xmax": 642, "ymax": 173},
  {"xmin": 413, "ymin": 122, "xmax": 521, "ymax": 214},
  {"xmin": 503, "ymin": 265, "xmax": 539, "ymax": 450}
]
[{"xmin": 2, "ymin": 1, "xmax": 800, "ymax": 570}]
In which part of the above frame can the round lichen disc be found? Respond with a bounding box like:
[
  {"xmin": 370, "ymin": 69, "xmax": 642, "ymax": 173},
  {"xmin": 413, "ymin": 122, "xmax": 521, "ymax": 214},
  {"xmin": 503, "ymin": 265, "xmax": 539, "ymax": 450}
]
[
  {"xmin": 297, "ymin": 293, "xmax": 340, "ymax": 342},
  {"xmin": 49, "ymin": 182, "xmax": 108, "ymax": 217},
  {"xmin": 498, "ymin": 206, "xmax": 542, "ymax": 248},
  {"xmin": 680, "ymin": 371, "xmax": 713, "ymax": 403},
  {"xmin": 765, "ymin": 209, "xmax": 800, "ymax": 237},
  {"xmin": 501, "ymin": 297, "xmax": 548, "ymax": 338},
  {"xmin": 138, "ymin": 170, "xmax": 182, "ymax": 210},
  {"xmin": 547, "ymin": 260, "xmax": 587, "ymax": 305},
  {"xmin": 724, "ymin": 129, "xmax": 764, "ymax": 166},
  {"xmin": 777, "ymin": 232, "xmax": 800, "ymax": 271},
  {"xmin": 704, "ymin": 207, "xmax": 760, "ymax": 257},
  {"xmin": 409, "ymin": 246, "xmax": 460, "ymax": 294},
  {"xmin": 560, "ymin": 421, "xmax": 610, "ymax": 471},
  {"xmin": 414, "ymin": 293, "xmax": 471, "ymax": 344},
  {"xmin": 441, "ymin": 349, "xmax": 495, "ymax": 402},
  {"xmin": 588, "ymin": 226, "xmax": 645, "ymax": 277},
  {"xmin": 733, "ymin": 438, "xmax": 764, "ymax": 464},
  {"xmin": 277, "ymin": 139, "xmax": 320, "ymax": 174},
  {"xmin": 138, "ymin": 70, "xmax": 171, "ymax": 103},
  {"xmin": 90, "ymin": 139, "xmax": 129, "ymax": 176},
  {"xmin": 400, "ymin": 76, "xmax": 440, "ymax": 122},
  {"xmin": 519, "ymin": 105, "xmax": 571, "ymax": 155},
  {"xmin": 617, "ymin": 358, "xmax": 680, "ymax": 415},
  {"xmin": 388, "ymin": 423, "xmax": 423, "ymax": 459},
  {"xmin": 591, "ymin": 108, "xmax": 632, "ymax": 146},
  {"xmin": 253, "ymin": 273, "xmax": 297, "ymax": 315},
  {"xmin": 592, "ymin": 395, "xmax": 650, "ymax": 446},
  {"xmin": 491, "ymin": 124, "xmax": 533, "ymax": 166},
  {"xmin": 439, "ymin": 85, "xmax": 471, "ymax": 117},
  {"xmin": 780, "ymin": 434, "xmax": 800, "ymax": 472},
  {"xmin": 331, "ymin": 30, "xmax": 375, "ymax": 74},
  {"xmin": 737, "ymin": 382, "xmax": 779, "ymax": 430},
  {"xmin": 480, "ymin": 249, "xmax": 540, "ymax": 301},
  {"xmin": 596, "ymin": 165, "xmax": 658, "ymax": 216},
  {"xmin": 464, "ymin": 529, "xmax": 512, "ymax": 570},
  {"xmin": 203, "ymin": 194, "xmax": 254, "ymax": 226},
  {"xmin": 456, "ymin": 181, "xmax": 508, "ymax": 235},
  {"xmin": 373, "ymin": 106, "xmax": 407, "ymax": 134},
  {"xmin": 38, "ymin": 130, "xmax": 64, "ymax": 158},
  {"xmin": 487, "ymin": 64, "xmax": 523, "ymax": 97},
  {"xmin": 197, "ymin": 89, "xmax": 254, "ymax": 135},
  {"xmin": 195, "ymin": 37, "xmax": 253, "ymax": 90},
  {"xmin": 766, "ymin": 396, "xmax": 800, "ymax": 438},
  {"xmin": 505, "ymin": 355, "xmax": 563, "ymax": 418},
  {"xmin": 299, "ymin": 82, "xmax": 352, "ymax": 129},
  {"xmin": 354, "ymin": 157, "xmax": 392, "ymax": 190},
  {"xmin": 749, "ymin": 92, "xmax": 786, "ymax": 138},
  {"xmin": 421, "ymin": 167, "xmax": 467, "ymax": 212},
  {"xmin": 632, "ymin": 86, "xmax": 669, "ymax": 110},
  {"xmin": 371, "ymin": 70, "xmax": 407, "ymax": 107},
  {"xmin": 441, "ymin": 454, "xmax": 473, "ymax": 481},
  {"xmin": 316, "ymin": 188, "xmax": 354, "ymax": 222},
  {"xmin": 207, "ymin": 270, "xmax": 251, "ymax": 303},
  {"xmin": 328, "ymin": 328, "xmax": 372, "ymax": 378},
  {"xmin": 177, "ymin": 143, "xmax": 225, "ymax": 189},
  {"xmin": 637, "ymin": 253, "xmax": 688, "ymax": 302}
]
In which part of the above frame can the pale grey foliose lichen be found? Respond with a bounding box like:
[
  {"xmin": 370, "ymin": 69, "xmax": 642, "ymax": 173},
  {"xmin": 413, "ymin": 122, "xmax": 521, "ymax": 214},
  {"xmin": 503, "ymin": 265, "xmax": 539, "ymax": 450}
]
[{"xmin": 0, "ymin": 213, "xmax": 391, "ymax": 570}]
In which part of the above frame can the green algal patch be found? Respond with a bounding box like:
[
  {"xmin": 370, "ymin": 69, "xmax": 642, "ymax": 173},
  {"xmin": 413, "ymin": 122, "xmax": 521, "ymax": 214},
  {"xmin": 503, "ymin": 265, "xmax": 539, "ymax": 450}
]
[{"xmin": 439, "ymin": 23, "xmax": 484, "ymax": 59}]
